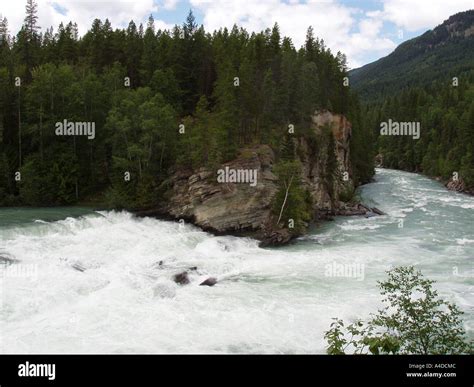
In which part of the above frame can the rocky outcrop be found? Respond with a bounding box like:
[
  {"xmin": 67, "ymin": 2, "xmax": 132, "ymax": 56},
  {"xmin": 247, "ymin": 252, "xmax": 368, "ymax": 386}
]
[
  {"xmin": 374, "ymin": 154, "xmax": 383, "ymax": 167},
  {"xmin": 160, "ymin": 144, "xmax": 278, "ymax": 239},
  {"xmin": 334, "ymin": 203, "xmax": 385, "ymax": 217},
  {"xmin": 446, "ymin": 177, "xmax": 474, "ymax": 195},
  {"xmin": 156, "ymin": 110, "xmax": 362, "ymax": 245},
  {"xmin": 301, "ymin": 109, "xmax": 354, "ymax": 211},
  {"xmin": 312, "ymin": 109, "xmax": 352, "ymax": 171},
  {"xmin": 259, "ymin": 228, "xmax": 293, "ymax": 247}
]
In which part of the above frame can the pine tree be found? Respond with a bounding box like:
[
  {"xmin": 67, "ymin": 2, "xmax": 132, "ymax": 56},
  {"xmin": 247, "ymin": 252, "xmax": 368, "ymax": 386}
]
[
  {"xmin": 20, "ymin": 0, "xmax": 40, "ymax": 79},
  {"xmin": 184, "ymin": 10, "xmax": 197, "ymax": 37},
  {"xmin": 24, "ymin": 0, "xmax": 40, "ymax": 39},
  {"xmin": 141, "ymin": 15, "xmax": 157, "ymax": 84}
]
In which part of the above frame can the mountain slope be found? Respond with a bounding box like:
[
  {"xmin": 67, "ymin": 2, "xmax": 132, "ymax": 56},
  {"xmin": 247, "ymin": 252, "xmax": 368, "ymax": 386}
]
[
  {"xmin": 351, "ymin": 10, "xmax": 474, "ymax": 193},
  {"xmin": 350, "ymin": 10, "xmax": 474, "ymax": 101}
]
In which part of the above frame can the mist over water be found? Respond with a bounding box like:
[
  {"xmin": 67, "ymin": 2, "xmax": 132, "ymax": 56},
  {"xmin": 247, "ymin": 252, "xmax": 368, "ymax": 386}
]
[{"xmin": 0, "ymin": 169, "xmax": 473, "ymax": 353}]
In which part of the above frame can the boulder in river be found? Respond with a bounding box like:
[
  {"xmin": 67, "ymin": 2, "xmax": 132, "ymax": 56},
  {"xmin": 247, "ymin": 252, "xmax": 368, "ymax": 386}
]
[
  {"xmin": 259, "ymin": 229, "xmax": 293, "ymax": 247},
  {"xmin": 173, "ymin": 271, "xmax": 190, "ymax": 285},
  {"xmin": 199, "ymin": 277, "xmax": 217, "ymax": 287}
]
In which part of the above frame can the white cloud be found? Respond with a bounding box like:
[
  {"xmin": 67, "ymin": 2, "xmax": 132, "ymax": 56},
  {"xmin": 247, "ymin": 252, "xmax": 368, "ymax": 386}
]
[
  {"xmin": 344, "ymin": 14, "xmax": 397, "ymax": 68},
  {"xmin": 190, "ymin": 0, "xmax": 396, "ymax": 68},
  {"xmin": 380, "ymin": 0, "xmax": 473, "ymax": 32},
  {"xmin": 1, "ymin": 0, "xmax": 172, "ymax": 37}
]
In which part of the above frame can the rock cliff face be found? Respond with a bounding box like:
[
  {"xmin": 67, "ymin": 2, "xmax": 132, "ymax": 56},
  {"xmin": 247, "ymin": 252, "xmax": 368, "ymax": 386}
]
[
  {"xmin": 302, "ymin": 109, "xmax": 353, "ymax": 210},
  {"xmin": 158, "ymin": 110, "xmax": 355, "ymax": 244},
  {"xmin": 445, "ymin": 177, "xmax": 474, "ymax": 196},
  {"xmin": 161, "ymin": 144, "xmax": 278, "ymax": 238}
]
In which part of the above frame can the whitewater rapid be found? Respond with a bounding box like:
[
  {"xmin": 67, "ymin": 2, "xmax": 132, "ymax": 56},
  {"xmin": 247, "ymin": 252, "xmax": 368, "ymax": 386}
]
[{"xmin": 0, "ymin": 169, "xmax": 473, "ymax": 353}]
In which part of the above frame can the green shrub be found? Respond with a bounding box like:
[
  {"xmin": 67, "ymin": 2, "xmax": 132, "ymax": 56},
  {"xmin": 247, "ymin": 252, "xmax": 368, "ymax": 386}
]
[{"xmin": 325, "ymin": 266, "xmax": 473, "ymax": 355}]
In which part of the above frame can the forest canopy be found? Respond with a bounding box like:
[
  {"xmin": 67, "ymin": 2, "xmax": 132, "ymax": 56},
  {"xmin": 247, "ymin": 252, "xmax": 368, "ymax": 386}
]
[{"xmin": 0, "ymin": 1, "xmax": 373, "ymax": 207}]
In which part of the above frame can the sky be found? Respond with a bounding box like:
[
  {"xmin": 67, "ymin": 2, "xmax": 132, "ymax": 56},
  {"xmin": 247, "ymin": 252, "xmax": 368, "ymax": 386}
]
[{"xmin": 0, "ymin": 0, "xmax": 472, "ymax": 69}]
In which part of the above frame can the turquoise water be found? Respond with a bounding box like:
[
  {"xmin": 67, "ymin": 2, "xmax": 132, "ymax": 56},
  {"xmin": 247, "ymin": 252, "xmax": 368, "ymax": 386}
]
[{"xmin": 0, "ymin": 207, "xmax": 95, "ymax": 228}]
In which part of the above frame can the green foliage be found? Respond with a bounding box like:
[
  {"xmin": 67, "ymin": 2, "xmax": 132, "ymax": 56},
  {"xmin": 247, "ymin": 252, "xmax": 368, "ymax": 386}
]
[
  {"xmin": 348, "ymin": 94, "xmax": 375, "ymax": 184},
  {"xmin": 279, "ymin": 134, "xmax": 296, "ymax": 161},
  {"xmin": 325, "ymin": 266, "xmax": 473, "ymax": 355},
  {"xmin": 104, "ymin": 87, "xmax": 177, "ymax": 208},
  {"xmin": 149, "ymin": 69, "xmax": 181, "ymax": 110},
  {"xmin": 325, "ymin": 318, "xmax": 401, "ymax": 355},
  {"xmin": 180, "ymin": 96, "xmax": 223, "ymax": 170},
  {"xmin": 19, "ymin": 145, "xmax": 78, "ymax": 205},
  {"xmin": 272, "ymin": 159, "xmax": 312, "ymax": 233},
  {"xmin": 0, "ymin": 151, "xmax": 18, "ymax": 206},
  {"xmin": 338, "ymin": 185, "xmax": 356, "ymax": 203},
  {"xmin": 363, "ymin": 73, "xmax": 474, "ymax": 189}
]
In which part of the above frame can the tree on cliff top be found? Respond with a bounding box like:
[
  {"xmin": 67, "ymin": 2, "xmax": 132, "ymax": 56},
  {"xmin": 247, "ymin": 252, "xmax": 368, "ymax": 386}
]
[{"xmin": 272, "ymin": 160, "xmax": 312, "ymax": 233}]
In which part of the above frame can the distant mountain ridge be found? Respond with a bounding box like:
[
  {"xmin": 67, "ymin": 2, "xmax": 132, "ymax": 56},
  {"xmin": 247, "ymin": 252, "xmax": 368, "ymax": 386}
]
[{"xmin": 350, "ymin": 10, "xmax": 474, "ymax": 101}]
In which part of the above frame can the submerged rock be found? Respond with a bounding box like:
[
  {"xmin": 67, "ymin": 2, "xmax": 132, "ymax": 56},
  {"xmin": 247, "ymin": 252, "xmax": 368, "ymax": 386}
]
[
  {"xmin": 259, "ymin": 229, "xmax": 293, "ymax": 248},
  {"xmin": 72, "ymin": 263, "xmax": 86, "ymax": 272},
  {"xmin": 199, "ymin": 277, "xmax": 217, "ymax": 287},
  {"xmin": 371, "ymin": 207, "xmax": 385, "ymax": 216},
  {"xmin": 0, "ymin": 255, "xmax": 19, "ymax": 265},
  {"xmin": 173, "ymin": 271, "xmax": 190, "ymax": 285},
  {"xmin": 151, "ymin": 260, "xmax": 165, "ymax": 269},
  {"xmin": 336, "ymin": 203, "xmax": 385, "ymax": 217}
]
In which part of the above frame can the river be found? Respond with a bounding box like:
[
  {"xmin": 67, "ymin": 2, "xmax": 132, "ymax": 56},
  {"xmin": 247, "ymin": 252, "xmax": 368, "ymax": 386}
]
[{"xmin": 0, "ymin": 168, "xmax": 473, "ymax": 353}]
